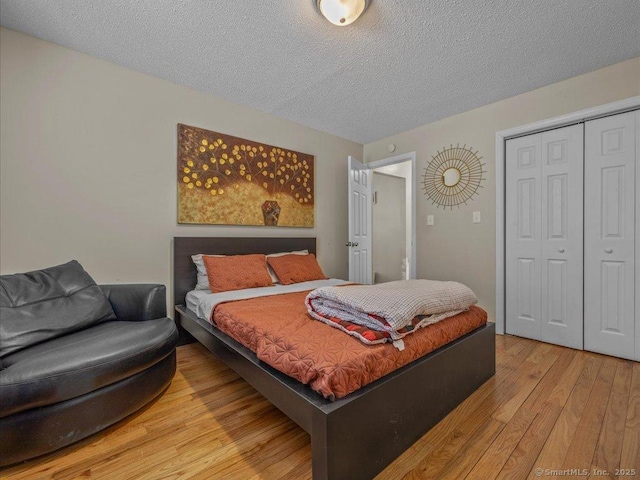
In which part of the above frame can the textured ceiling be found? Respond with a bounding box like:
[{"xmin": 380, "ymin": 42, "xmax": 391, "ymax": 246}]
[{"xmin": 1, "ymin": 1, "xmax": 639, "ymax": 144}]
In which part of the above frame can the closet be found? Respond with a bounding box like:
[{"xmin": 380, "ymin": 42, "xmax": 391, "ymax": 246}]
[{"xmin": 505, "ymin": 109, "xmax": 639, "ymax": 361}]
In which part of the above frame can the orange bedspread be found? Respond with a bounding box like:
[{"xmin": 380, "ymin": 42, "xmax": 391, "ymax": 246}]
[{"xmin": 212, "ymin": 290, "xmax": 488, "ymax": 400}]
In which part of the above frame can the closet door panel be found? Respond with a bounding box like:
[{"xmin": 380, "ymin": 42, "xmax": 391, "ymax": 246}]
[
  {"xmin": 540, "ymin": 125, "xmax": 584, "ymax": 349},
  {"xmin": 636, "ymin": 110, "xmax": 640, "ymax": 362},
  {"xmin": 585, "ymin": 111, "xmax": 636, "ymax": 360},
  {"xmin": 506, "ymin": 135, "xmax": 542, "ymax": 340}
]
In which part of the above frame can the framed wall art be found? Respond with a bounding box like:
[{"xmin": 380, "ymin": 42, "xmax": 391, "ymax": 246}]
[
  {"xmin": 177, "ymin": 124, "xmax": 314, "ymax": 227},
  {"xmin": 422, "ymin": 144, "xmax": 485, "ymax": 209}
]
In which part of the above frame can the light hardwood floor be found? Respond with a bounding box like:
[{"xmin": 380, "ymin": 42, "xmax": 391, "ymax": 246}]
[{"xmin": 3, "ymin": 335, "xmax": 639, "ymax": 480}]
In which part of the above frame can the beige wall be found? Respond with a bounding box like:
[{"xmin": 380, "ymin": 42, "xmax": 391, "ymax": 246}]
[
  {"xmin": 3, "ymin": 27, "xmax": 639, "ymax": 322},
  {"xmin": 364, "ymin": 57, "xmax": 640, "ymax": 321},
  {"xmin": 0, "ymin": 28, "xmax": 362, "ymax": 307}
]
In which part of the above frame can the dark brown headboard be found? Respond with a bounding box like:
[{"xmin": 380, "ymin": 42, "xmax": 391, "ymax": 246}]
[{"xmin": 173, "ymin": 237, "xmax": 317, "ymax": 306}]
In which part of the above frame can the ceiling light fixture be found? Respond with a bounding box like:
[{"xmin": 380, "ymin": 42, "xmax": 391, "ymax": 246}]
[{"xmin": 316, "ymin": 0, "xmax": 370, "ymax": 26}]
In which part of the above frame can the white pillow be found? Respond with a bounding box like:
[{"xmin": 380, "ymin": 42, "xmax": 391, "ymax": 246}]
[
  {"xmin": 191, "ymin": 254, "xmax": 224, "ymax": 290},
  {"xmin": 265, "ymin": 250, "xmax": 309, "ymax": 283}
]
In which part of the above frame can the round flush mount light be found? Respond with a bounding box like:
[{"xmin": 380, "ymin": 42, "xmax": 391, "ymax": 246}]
[{"xmin": 316, "ymin": 0, "xmax": 370, "ymax": 26}]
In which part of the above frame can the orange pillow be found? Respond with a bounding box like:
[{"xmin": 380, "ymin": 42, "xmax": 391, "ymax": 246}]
[
  {"xmin": 266, "ymin": 253, "xmax": 327, "ymax": 285},
  {"xmin": 203, "ymin": 254, "xmax": 273, "ymax": 293}
]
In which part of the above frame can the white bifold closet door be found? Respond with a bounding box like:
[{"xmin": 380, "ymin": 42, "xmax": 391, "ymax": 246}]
[
  {"xmin": 505, "ymin": 124, "xmax": 584, "ymax": 349},
  {"xmin": 584, "ymin": 111, "xmax": 637, "ymax": 361}
]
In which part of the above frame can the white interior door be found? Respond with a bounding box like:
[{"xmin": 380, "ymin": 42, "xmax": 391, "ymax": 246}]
[
  {"xmin": 506, "ymin": 134, "xmax": 543, "ymax": 341},
  {"xmin": 506, "ymin": 124, "xmax": 584, "ymax": 348},
  {"xmin": 634, "ymin": 110, "xmax": 640, "ymax": 362},
  {"xmin": 585, "ymin": 111, "xmax": 636, "ymax": 360},
  {"xmin": 636, "ymin": 110, "xmax": 640, "ymax": 362},
  {"xmin": 348, "ymin": 156, "xmax": 372, "ymax": 284},
  {"xmin": 540, "ymin": 125, "xmax": 584, "ymax": 349}
]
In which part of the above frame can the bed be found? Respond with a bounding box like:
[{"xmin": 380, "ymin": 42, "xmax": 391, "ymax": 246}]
[{"xmin": 173, "ymin": 236, "xmax": 495, "ymax": 480}]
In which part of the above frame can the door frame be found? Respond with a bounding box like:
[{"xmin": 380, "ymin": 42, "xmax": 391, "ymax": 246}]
[
  {"xmin": 367, "ymin": 151, "xmax": 417, "ymax": 279},
  {"xmin": 495, "ymin": 96, "xmax": 640, "ymax": 335}
]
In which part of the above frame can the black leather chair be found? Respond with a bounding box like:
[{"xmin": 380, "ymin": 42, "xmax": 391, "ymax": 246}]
[{"xmin": 0, "ymin": 268, "xmax": 178, "ymax": 466}]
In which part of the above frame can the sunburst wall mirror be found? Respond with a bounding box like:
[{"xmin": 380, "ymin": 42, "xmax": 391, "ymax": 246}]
[{"xmin": 422, "ymin": 144, "xmax": 485, "ymax": 209}]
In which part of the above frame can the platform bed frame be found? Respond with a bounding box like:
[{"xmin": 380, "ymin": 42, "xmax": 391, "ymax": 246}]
[{"xmin": 173, "ymin": 237, "xmax": 495, "ymax": 480}]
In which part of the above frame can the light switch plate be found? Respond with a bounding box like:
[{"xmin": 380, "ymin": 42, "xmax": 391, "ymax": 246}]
[
  {"xmin": 427, "ymin": 215, "xmax": 434, "ymax": 226},
  {"xmin": 473, "ymin": 211, "xmax": 481, "ymax": 223}
]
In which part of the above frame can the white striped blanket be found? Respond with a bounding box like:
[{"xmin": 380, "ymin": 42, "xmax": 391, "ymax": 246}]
[{"xmin": 305, "ymin": 279, "xmax": 477, "ymax": 340}]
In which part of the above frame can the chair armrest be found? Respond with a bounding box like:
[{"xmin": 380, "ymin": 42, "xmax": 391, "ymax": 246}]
[{"xmin": 99, "ymin": 284, "xmax": 167, "ymax": 321}]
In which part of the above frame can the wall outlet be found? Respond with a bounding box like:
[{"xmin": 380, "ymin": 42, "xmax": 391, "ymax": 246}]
[
  {"xmin": 473, "ymin": 211, "xmax": 481, "ymax": 223},
  {"xmin": 427, "ymin": 215, "xmax": 434, "ymax": 226}
]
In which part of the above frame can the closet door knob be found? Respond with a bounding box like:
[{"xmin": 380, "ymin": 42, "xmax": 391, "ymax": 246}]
[
  {"xmin": 605, "ymin": 248, "xmax": 613, "ymax": 254},
  {"xmin": 558, "ymin": 248, "xmax": 565, "ymax": 253}
]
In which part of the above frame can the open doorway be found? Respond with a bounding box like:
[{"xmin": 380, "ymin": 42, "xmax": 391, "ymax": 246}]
[
  {"xmin": 373, "ymin": 171, "xmax": 406, "ymax": 282},
  {"xmin": 368, "ymin": 152, "xmax": 416, "ymax": 282}
]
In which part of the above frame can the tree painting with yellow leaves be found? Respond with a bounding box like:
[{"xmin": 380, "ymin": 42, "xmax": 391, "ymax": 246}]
[{"xmin": 177, "ymin": 124, "xmax": 314, "ymax": 227}]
